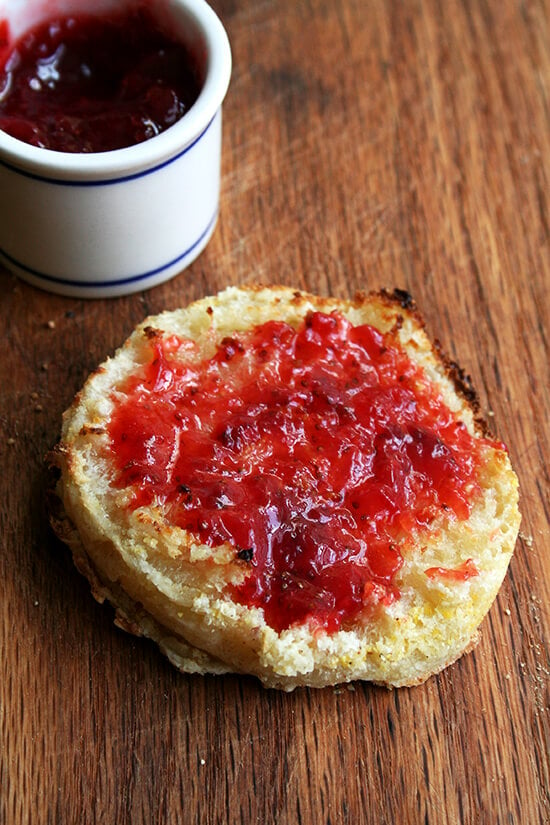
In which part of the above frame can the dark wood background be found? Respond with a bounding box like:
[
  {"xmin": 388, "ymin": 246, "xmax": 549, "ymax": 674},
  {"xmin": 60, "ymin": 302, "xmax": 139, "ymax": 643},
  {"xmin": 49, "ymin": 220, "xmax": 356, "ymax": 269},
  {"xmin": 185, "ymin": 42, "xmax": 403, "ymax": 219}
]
[{"xmin": 1, "ymin": 0, "xmax": 549, "ymax": 822}]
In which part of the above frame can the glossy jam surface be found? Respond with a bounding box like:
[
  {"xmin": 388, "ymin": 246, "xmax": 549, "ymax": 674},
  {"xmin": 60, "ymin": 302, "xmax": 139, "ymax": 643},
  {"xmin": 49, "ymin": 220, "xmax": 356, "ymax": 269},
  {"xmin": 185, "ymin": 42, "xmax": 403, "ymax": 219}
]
[
  {"xmin": 108, "ymin": 312, "xmax": 488, "ymax": 632},
  {"xmin": 0, "ymin": 8, "xmax": 201, "ymax": 152}
]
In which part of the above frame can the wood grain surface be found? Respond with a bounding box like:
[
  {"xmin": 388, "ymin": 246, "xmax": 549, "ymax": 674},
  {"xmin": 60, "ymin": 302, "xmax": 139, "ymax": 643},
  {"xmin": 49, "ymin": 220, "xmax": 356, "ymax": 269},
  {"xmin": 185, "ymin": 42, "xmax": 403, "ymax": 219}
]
[{"xmin": 1, "ymin": 0, "xmax": 549, "ymax": 822}]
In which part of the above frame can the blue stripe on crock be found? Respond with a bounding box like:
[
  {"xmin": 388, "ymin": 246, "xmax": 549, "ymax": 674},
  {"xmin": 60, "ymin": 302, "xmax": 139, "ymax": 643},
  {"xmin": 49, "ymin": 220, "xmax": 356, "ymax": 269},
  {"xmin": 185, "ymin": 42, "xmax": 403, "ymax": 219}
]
[
  {"xmin": 0, "ymin": 209, "xmax": 218, "ymax": 288},
  {"xmin": 0, "ymin": 112, "xmax": 217, "ymax": 186}
]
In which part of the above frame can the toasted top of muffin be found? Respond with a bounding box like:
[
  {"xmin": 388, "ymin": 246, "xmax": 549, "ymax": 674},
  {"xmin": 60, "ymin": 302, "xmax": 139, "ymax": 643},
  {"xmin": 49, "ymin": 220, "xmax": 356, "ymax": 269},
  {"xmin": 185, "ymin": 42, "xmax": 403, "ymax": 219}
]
[{"xmin": 51, "ymin": 286, "xmax": 520, "ymax": 689}]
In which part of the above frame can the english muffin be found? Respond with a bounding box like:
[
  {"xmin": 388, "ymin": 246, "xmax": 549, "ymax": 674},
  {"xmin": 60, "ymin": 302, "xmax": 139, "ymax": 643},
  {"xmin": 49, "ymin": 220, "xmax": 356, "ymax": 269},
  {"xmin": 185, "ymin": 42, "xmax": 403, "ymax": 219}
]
[{"xmin": 50, "ymin": 286, "xmax": 520, "ymax": 689}]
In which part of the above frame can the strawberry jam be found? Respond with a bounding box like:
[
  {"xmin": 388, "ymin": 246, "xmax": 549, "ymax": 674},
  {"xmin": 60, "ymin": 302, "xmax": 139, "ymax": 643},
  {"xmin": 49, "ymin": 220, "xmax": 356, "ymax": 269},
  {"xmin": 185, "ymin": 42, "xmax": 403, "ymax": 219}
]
[
  {"xmin": 425, "ymin": 558, "xmax": 479, "ymax": 582},
  {"xmin": 0, "ymin": 8, "xmax": 201, "ymax": 152},
  {"xmin": 108, "ymin": 311, "xmax": 489, "ymax": 633}
]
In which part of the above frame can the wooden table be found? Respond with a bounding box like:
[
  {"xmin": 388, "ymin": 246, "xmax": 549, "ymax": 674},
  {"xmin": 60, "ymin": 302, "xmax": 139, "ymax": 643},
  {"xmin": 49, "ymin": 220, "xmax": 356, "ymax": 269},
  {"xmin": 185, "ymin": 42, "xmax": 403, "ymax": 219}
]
[{"xmin": 1, "ymin": 0, "xmax": 549, "ymax": 822}]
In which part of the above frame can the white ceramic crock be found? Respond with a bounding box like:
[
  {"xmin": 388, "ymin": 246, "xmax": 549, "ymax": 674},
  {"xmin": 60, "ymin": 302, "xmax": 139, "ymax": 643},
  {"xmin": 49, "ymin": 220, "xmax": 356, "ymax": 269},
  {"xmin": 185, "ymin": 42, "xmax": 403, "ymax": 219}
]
[{"xmin": 0, "ymin": 0, "xmax": 231, "ymax": 297}]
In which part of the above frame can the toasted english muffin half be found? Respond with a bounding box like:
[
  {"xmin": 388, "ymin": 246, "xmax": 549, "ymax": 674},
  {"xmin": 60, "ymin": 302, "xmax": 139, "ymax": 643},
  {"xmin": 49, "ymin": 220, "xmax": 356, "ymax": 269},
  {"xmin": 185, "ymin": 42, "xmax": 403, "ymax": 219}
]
[{"xmin": 50, "ymin": 286, "xmax": 520, "ymax": 689}]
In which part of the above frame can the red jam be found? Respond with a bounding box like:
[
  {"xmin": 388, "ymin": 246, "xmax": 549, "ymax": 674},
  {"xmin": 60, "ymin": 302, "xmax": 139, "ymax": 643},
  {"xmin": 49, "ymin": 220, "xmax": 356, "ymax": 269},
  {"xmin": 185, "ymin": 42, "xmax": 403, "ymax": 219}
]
[
  {"xmin": 425, "ymin": 558, "xmax": 479, "ymax": 582},
  {"xmin": 0, "ymin": 8, "xmax": 201, "ymax": 152},
  {"xmin": 107, "ymin": 311, "xmax": 490, "ymax": 633}
]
